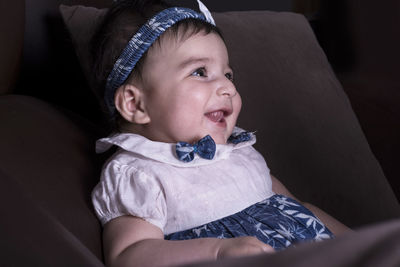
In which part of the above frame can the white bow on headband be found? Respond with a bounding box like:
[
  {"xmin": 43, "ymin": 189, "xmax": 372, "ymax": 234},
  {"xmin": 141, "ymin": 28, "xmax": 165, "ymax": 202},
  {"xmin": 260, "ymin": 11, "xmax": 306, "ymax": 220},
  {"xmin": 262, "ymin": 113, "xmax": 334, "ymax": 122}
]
[{"xmin": 197, "ymin": 0, "xmax": 216, "ymax": 25}]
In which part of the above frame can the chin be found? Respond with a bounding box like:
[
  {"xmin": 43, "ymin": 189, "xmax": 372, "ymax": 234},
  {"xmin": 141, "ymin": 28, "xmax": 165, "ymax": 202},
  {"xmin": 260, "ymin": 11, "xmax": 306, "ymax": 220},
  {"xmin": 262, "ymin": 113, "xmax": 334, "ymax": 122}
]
[
  {"xmin": 202, "ymin": 128, "xmax": 231, "ymax": 144},
  {"xmin": 211, "ymin": 135, "xmax": 228, "ymax": 145}
]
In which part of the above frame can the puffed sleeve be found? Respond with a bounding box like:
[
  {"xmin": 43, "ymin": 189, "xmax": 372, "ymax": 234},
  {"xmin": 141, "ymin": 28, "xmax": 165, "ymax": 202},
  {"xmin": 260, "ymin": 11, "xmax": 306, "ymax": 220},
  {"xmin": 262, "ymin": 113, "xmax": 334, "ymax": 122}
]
[{"xmin": 91, "ymin": 160, "xmax": 167, "ymax": 232}]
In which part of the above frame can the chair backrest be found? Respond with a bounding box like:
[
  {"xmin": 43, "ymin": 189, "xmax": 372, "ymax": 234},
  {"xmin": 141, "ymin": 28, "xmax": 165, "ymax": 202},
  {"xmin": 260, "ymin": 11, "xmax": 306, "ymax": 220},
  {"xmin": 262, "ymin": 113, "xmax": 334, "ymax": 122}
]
[
  {"xmin": 0, "ymin": 95, "xmax": 105, "ymax": 263},
  {"xmin": 60, "ymin": 3, "xmax": 400, "ymax": 227},
  {"xmin": 213, "ymin": 10, "xmax": 400, "ymax": 226}
]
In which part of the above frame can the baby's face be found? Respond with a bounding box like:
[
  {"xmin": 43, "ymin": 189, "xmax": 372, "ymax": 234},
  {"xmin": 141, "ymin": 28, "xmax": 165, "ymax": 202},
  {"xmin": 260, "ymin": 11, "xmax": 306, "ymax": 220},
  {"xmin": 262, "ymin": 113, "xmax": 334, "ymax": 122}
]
[{"xmin": 137, "ymin": 31, "xmax": 241, "ymax": 144}]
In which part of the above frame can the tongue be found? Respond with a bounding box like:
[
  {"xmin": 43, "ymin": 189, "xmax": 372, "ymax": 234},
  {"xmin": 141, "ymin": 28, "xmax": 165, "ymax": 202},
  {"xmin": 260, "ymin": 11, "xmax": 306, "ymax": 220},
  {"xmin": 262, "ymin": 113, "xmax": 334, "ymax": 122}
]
[{"xmin": 206, "ymin": 111, "xmax": 224, "ymax": 122}]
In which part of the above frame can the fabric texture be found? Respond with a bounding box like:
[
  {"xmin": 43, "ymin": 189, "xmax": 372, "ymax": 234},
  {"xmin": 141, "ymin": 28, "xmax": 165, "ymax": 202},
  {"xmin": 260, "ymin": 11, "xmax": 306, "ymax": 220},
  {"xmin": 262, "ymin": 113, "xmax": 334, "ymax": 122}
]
[
  {"xmin": 92, "ymin": 129, "xmax": 274, "ymax": 234},
  {"xmin": 166, "ymin": 194, "xmax": 334, "ymax": 250}
]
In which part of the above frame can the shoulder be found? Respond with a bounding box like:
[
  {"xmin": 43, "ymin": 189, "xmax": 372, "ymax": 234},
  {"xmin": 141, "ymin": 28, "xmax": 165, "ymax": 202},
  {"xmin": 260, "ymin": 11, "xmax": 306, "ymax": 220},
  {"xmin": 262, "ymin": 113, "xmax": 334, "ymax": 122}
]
[
  {"xmin": 92, "ymin": 151, "xmax": 168, "ymax": 226},
  {"xmin": 98, "ymin": 150, "xmax": 167, "ymax": 192},
  {"xmin": 100, "ymin": 150, "xmax": 141, "ymax": 178}
]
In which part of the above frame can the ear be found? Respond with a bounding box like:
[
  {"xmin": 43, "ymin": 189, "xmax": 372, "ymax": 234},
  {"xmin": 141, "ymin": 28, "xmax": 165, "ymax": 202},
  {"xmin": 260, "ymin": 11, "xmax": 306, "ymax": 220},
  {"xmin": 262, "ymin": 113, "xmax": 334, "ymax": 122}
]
[{"xmin": 114, "ymin": 84, "xmax": 150, "ymax": 124}]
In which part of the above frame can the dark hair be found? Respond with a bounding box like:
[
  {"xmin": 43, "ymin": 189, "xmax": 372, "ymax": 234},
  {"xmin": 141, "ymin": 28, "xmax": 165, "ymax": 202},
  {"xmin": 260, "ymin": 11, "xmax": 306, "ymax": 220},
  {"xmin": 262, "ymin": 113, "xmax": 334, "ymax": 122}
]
[{"xmin": 91, "ymin": 0, "xmax": 223, "ymax": 125}]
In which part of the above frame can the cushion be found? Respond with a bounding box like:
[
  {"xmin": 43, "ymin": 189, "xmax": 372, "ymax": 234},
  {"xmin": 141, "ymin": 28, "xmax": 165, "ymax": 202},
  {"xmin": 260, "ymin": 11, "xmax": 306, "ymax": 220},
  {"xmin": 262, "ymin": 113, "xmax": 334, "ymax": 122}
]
[
  {"xmin": 0, "ymin": 95, "xmax": 104, "ymax": 260},
  {"xmin": 0, "ymin": 169, "xmax": 104, "ymax": 267},
  {"xmin": 59, "ymin": 5, "xmax": 400, "ymax": 227},
  {"xmin": 59, "ymin": 5, "xmax": 107, "ymax": 89}
]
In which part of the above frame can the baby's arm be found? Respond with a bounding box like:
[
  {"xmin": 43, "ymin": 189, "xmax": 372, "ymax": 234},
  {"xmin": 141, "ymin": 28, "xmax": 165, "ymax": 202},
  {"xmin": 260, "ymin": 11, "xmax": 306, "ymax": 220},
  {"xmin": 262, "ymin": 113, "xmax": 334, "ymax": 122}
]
[
  {"xmin": 271, "ymin": 175, "xmax": 351, "ymax": 235},
  {"xmin": 103, "ymin": 215, "xmax": 274, "ymax": 267}
]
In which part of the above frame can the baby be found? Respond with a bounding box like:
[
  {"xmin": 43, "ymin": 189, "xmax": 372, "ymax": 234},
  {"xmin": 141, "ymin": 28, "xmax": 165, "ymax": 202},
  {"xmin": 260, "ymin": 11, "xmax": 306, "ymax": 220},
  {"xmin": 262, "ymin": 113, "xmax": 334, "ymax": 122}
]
[{"xmin": 91, "ymin": 0, "xmax": 349, "ymax": 266}]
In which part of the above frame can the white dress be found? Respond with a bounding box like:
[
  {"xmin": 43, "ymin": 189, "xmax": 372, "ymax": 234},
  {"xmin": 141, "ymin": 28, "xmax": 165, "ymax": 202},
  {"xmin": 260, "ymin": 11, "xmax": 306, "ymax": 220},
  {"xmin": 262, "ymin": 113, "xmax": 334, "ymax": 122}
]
[{"xmin": 91, "ymin": 128, "xmax": 274, "ymax": 235}]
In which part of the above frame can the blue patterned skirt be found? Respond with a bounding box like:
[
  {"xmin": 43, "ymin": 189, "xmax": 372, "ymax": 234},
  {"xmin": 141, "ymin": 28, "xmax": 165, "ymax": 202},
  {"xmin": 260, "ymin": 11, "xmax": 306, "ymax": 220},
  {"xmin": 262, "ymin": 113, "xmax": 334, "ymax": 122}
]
[{"xmin": 165, "ymin": 194, "xmax": 334, "ymax": 250}]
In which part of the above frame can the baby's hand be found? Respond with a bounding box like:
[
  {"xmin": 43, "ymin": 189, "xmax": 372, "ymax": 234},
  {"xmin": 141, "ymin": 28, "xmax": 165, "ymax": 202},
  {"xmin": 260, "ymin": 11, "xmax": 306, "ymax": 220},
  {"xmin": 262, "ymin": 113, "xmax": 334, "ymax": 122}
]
[{"xmin": 216, "ymin": 236, "xmax": 275, "ymax": 259}]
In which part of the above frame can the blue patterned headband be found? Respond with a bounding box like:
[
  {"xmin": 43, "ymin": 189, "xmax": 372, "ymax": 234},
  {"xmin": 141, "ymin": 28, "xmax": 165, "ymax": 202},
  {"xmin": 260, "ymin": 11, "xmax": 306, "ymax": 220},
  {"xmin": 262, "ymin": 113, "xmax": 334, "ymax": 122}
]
[{"xmin": 105, "ymin": 1, "xmax": 216, "ymax": 114}]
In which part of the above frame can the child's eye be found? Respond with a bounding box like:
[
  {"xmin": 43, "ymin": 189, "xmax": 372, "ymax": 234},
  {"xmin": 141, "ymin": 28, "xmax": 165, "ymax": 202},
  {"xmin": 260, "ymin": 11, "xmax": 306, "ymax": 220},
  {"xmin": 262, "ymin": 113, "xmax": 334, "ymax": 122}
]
[
  {"xmin": 225, "ymin": 72, "xmax": 234, "ymax": 82},
  {"xmin": 191, "ymin": 67, "xmax": 207, "ymax": 77}
]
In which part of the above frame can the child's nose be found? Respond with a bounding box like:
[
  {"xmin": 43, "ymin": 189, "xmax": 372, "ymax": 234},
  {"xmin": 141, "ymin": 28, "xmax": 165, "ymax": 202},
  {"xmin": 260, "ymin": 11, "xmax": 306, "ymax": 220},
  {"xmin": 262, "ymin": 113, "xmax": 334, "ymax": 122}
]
[{"xmin": 216, "ymin": 78, "xmax": 237, "ymax": 98}]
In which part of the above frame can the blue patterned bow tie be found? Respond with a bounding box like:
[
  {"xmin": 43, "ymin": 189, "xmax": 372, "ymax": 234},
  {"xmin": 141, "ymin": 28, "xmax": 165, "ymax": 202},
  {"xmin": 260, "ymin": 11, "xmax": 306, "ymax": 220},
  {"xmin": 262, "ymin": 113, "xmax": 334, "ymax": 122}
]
[{"xmin": 176, "ymin": 135, "xmax": 216, "ymax": 163}]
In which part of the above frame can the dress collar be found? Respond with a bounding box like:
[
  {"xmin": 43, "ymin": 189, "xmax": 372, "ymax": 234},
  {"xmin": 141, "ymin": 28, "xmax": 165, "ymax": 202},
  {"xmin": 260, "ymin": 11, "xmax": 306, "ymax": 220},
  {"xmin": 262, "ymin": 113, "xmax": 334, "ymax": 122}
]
[{"xmin": 96, "ymin": 127, "xmax": 256, "ymax": 167}]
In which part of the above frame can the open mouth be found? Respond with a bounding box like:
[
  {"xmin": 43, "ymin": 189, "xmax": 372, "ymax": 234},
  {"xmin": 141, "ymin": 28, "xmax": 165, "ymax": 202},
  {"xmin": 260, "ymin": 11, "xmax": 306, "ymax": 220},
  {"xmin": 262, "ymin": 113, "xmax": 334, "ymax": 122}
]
[
  {"xmin": 205, "ymin": 110, "xmax": 225, "ymax": 122},
  {"xmin": 205, "ymin": 109, "xmax": 231, "ymax": 127}
]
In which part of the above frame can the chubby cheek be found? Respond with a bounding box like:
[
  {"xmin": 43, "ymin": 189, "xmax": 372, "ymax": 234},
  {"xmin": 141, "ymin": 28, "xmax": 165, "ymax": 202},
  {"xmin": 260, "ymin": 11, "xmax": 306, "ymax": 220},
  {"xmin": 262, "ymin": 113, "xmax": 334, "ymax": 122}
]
[
  {"xmin": 234, "ymin": 94, "xmax": 242, "ymax": 117},
  {"xmin": 178, "ymin": 92, "xmax": 212, "ymax": 141},
  {"xmin": 167, "ymin": 101, "xmax": 203, "ymax": 140},
  {"xmin": 231, "ymin": 94, "xmax": 242, "ymax": 126}
]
